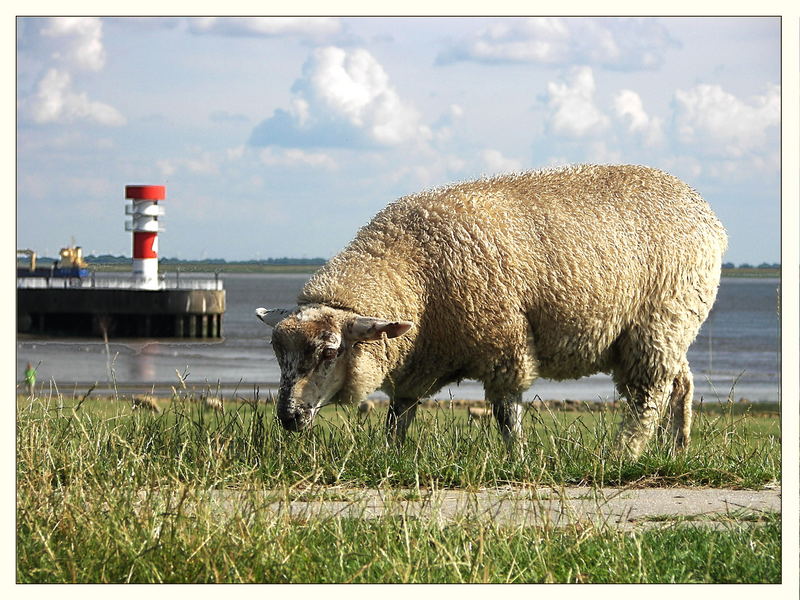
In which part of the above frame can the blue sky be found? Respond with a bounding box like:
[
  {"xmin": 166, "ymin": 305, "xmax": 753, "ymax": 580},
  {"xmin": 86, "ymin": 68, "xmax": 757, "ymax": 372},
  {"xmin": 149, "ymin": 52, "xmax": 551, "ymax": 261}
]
[{"xmin": 16, "ymin": 16, "xmax": 782, "ymax": 264}]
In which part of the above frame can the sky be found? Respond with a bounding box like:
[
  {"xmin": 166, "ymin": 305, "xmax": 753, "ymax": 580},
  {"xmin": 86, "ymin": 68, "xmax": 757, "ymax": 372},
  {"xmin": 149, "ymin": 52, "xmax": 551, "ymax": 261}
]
[{"xmin": 16, "ymin": 16, "xmax": 782, "ymax": 264}]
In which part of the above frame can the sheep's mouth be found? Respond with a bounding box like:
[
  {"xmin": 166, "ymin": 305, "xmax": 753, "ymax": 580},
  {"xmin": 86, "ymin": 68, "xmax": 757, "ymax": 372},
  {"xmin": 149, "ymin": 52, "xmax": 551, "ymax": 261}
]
[
  {"xmin": 276, "ymin": 399, "xmax": 314, "ymax": 432},
  {"xmin": 277, "ymin": 410, "xmax": 313, "ymax": 432}
]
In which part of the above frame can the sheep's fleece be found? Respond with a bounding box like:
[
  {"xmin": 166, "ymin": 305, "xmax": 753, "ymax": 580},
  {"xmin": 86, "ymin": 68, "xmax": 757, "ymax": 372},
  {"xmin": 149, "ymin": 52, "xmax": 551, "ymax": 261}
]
[{"xmin": 257, "ymin": 164, "xmax": 727, "ymax": 458}]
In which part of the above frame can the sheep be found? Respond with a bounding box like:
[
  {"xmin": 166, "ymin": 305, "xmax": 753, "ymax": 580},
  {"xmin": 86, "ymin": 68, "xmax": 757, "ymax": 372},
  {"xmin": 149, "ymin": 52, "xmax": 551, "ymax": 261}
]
[
  {"xmin": 358, "ymin": 399, "xmax": 374, "ymax": 420},
  {"xmin": 131, "ymin": 395, "xmax": 160, "ymax": 413},
  {"xmin": 203, "ymin": 395, "xmax": 224, "ymax": 412},
  {"xmin": 256, "ymin": 164, "xmax": 727, "ymax": 459},
  {"xmin": 467, "ymin": 406, "xmax": 493, "ymax": 424}
]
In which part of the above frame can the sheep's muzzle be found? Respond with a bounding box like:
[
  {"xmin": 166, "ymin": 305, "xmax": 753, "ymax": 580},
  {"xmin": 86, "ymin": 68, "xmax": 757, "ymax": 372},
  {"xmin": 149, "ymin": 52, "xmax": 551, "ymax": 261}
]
[{"xmin": 276, "ymin": 396, "xmax": 314, "ymax": 432}]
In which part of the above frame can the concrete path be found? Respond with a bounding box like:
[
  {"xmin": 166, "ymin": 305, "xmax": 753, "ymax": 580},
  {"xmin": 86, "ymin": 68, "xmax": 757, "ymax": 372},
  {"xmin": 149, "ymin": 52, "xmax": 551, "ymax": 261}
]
[{"xmin": 200, "ymin": 485, "xmax": 780, "ymax": 530}]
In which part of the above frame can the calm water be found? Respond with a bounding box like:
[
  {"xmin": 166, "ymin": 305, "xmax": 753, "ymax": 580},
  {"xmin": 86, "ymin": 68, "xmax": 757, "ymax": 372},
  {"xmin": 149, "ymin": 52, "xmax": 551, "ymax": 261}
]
[{"xmin": 16, "ymin": 273, "xmax": 781, "ymax": 403}]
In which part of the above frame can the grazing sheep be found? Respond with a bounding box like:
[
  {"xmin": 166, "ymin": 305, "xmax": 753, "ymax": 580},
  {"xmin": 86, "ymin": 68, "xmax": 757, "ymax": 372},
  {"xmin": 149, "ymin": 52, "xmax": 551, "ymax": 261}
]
[
  {"xmin": 131, "ymin": 395, "xmax": 160, "ymax": 413},
  {"xmin": 358, "ymin": 399, "xmax": 374, "ymax": 420},
  {"xmin": 256, "ymin": 164, "xmax": 726, "ymax": 458},
  {"xmin": 203, "ymin": 395, "xmax": 224, "ymax": 412},
  {"xmin": 467, "ymin": 406, "xmax": 493, "ymax": 424}
]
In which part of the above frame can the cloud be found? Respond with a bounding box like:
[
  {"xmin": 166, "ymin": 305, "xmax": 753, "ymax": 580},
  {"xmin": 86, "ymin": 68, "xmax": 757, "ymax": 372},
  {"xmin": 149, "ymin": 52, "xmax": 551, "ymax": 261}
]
[
  {"xmin": 258, "ymin": 147, "xmax": 337, "ymax": 169},
  {"xmin": 187, "ymin": 17, "xmax": 340, "ymax": 38},
  {"xmin": 544, "ymin": 66, "xmax": 609, "ymax": 137},
  {"xmin": 431, "ymin": 104, "xmax": 465, "ymax": 142},
  {"xmin": 40, "ymin": 17, "xmax": 106, "ymax": 71},
  {"xmin": 24, "ymin": 68, "xmax": 125, "ymax": 126},
  {"xmin": 613, "ymin": 89, "xmax": 663, "ymax": 146},
  {"xmin": 442, "ymin": 17, "xmax": 570, "ymax": 64},
  {"xmin": 182, "ymin": 153, "xmax": 220, "ymax": 175},
  {"xmin": 21, "ymin": 17, "xmax": 125, "ymax": 127},
  {"xmin": 156, "ymin": 155, "xmax": 218, "ymax": 179},
  {"xmin": 249, "ymin": 46, "xmax": 430, "ymax": 148},
  {"xmin": 584, "ymin": 141, "xmax": 622, "ymax": 164},
  {"xmin": 209, "ymin": 110, "xmax": 249, "ymax": 124},
  {"xmin": 437, "ymin": 17, "xmax": 676, "ymax": 70},
  {"xmin": 482, "ymin": 149, "xmax": 523, "ymax": 173},
  {"xmin": 673, "ymin": 83, "xmax": 779, "ymax": 157},
  {"xmin": 226, "ymin": 146, "xmax": 246, "ymax": 161},
  {"xmin": 381, "ymin": 152, "xmax": 468, "ymax": 190}
]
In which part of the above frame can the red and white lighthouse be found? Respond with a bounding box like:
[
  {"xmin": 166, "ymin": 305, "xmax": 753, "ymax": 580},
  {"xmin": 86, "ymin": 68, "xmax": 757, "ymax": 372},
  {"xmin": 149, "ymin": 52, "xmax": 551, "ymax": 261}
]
[{"xmin": 125, "ymin": 185, "xmax": 165, "ymax": 290}]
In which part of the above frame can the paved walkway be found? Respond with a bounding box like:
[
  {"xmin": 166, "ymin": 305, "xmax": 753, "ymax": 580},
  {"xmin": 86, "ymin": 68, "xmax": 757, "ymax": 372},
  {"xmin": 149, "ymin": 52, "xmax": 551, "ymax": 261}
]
[{"xmin": 198, "ymin": 485, "xmax": 780, "ymax": 530}]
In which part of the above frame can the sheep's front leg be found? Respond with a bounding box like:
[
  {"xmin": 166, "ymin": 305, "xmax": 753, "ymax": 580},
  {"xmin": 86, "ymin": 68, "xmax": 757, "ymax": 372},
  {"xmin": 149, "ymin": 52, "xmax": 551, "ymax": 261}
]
[
  {"xmin": 386, "ymin": 397, "xmax": 419, "ymax": 446},
  {"xmin": 489, "ymin": 392, "xmax": 525, "ymax": 458}
]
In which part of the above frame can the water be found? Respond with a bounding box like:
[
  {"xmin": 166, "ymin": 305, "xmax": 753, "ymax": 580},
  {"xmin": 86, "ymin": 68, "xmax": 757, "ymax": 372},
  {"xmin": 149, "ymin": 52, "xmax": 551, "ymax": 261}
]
[{"xmin": 16, "ymin": 274, "xmax": 780, "ymax": 404}]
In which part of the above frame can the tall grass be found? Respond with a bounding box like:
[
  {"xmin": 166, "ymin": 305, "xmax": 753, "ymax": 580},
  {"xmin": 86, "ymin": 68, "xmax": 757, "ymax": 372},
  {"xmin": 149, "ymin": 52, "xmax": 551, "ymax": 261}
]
[
  {"xmin": 17, "ymin": 392, "xmax": 779, "ymax": 491},
  {"xmin": 16, "ymin": 391, "xmax": 781, "ymax": 583}
]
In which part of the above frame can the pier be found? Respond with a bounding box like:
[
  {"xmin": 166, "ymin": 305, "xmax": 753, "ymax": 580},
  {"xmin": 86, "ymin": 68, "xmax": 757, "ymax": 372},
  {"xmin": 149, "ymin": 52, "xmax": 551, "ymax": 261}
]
[
  {"xmin": 17, "ymin": 276, "xmax": 225, "ymax": 339},
  {"xmin": 17, "ymin": 184, "xmax": 227, "ymax": 339}
]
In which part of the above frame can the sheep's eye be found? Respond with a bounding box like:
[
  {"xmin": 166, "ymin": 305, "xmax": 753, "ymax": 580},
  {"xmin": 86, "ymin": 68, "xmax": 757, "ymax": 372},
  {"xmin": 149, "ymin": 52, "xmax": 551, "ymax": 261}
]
[{"xmin": 321, "ymin": 347, "xmax": 337, "ymax": 361}]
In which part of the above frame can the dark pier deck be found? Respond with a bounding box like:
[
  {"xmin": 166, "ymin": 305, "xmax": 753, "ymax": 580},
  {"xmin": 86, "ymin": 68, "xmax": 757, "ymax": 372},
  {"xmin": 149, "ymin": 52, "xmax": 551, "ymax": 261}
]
[{"xmin": 17, "ymin": 286, "xmax": 225, "ymax": 339}]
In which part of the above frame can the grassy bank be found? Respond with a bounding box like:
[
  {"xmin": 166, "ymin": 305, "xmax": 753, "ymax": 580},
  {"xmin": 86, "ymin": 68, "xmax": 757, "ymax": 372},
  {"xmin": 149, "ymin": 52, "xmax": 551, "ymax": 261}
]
[
  {"xmin": 721, "ymin": 267, "xmax": 780, "ymax": 279},
  {"xmin": 17, "ymin": 392, "xmax": 781, "ymax": 583}
]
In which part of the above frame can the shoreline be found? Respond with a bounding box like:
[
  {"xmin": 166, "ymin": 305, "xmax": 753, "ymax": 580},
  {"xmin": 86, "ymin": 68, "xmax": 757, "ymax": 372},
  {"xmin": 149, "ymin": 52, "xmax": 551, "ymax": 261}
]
[
  {"xmin": 17, "ymin": 392, "xmax": 781, "ymax": 416},
  {"xmin": 16, "ymin": 376, "xmax": 781, "ymax": 405},
  {"xmin": 40, "ymin": 264, "xmax": 781, "ymax": 279}
]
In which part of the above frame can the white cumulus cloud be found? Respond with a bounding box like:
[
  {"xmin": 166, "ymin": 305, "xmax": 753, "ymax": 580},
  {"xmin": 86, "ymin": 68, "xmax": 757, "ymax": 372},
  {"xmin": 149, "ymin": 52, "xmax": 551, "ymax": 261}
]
[
  {"xmin": 40, "ymin": 17, "xmax": 106, "ymax": 71},
  {"xmin": 465, "ymin": 17, "xmax": 570, "ymax": 63},
  {"xmin": 22, "ymin": 17, "xmax": 125, "ymax": 127},
  {"xmin": 25, "ymin": 68, "xmax": 125, "ymax": 126},
  {"xmin": 438, "ymin": 17, "xmax": 675, "ymax": 70},
  {"xmin": 544, "ymin": 66, "xmax": 609, "ymax": 138},
  {"xmin": 674, "ymin": 83, "xmax": 780, "ymax": 157},
  {"xmin": 188, "ymin": 17, "xmax": 341, "ymax": 38},
  {"xmin": 250, "ymin": 46, "xmax": 430, "ymax": 148},
  {"xmin": 300, "ymin": 46, "xmax": 426, "ymax": 145},
  {"xmin": 613, "ymin": 89, "xmax": 663, "ymax": 146}
]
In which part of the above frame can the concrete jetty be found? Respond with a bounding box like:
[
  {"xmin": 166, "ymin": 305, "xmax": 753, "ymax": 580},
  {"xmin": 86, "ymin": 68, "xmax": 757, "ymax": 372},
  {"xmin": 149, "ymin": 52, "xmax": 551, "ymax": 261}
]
[
  {"xmin": 17, "ymin": 184, "xmax": 227, "ymax": 340},
  {"xmin": 17, "ymin": 285, "xmax": 225, "ymax": 339}
]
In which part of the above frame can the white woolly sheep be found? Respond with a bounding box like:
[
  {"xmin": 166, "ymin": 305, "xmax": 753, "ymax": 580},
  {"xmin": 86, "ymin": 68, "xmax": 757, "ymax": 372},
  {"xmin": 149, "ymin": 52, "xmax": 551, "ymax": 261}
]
[
  {"xmin": 467, "ymin": 406, "xmax": 493, "ymax": 424},
  {"xmin": 203, "ymin": 395, "xmax": 224, "ymax": 412},
  {"xmin": 358, "ymin": 399, "xmax": 374, "ymax": 420},
  {"xmin": 131, "ymin": 395, "xmax": 160, "ymax": 413},
  {"xmin": 256, "ymin": 164, "xmax": 727, "ymax": 459}
]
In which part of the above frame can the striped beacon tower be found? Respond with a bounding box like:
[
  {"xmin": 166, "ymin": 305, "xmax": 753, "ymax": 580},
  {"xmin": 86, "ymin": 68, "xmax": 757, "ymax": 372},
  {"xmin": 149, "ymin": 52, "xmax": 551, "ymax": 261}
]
[{"xmin": 125, "ymin": 185, "xmax": 165, "ymax": 290}]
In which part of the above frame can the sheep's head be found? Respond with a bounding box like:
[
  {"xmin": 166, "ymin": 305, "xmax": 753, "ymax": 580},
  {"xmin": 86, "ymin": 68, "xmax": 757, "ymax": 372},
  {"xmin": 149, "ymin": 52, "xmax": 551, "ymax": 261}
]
[{"xmin": 256, "ymin": 304, "xmax": 412, "ymax": 431}]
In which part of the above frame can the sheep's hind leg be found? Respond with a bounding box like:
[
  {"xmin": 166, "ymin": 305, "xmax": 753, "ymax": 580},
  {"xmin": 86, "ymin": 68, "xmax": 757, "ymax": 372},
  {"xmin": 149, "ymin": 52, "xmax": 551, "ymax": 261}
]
[
  {"xmin": 666, "ymin": 360, "xmax": 693, "ymax": 453},
  {"xmin": 386, "ymin": 397, "xmax": 419, "ymax": 446},
  {"xmin": 615, "ymin": 379, "xmax": 672, "ymax": 460},
  {"xmin": 611, "ymin": 322, "xmax": 686, "ymax": 459},
  {"xmin": 488, "ymin": 392, "xmax": 525, "ymax": 458}
]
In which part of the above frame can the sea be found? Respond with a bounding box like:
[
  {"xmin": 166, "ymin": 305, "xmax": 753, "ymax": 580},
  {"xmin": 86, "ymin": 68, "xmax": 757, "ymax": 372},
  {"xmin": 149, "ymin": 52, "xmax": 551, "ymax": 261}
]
[{"xmin": 16, "ymin": 273, "xmax": 781, "ymax": 404}]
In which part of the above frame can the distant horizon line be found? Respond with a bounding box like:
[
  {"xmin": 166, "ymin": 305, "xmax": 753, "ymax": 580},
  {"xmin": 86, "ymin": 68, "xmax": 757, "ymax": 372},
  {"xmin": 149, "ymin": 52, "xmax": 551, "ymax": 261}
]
[{"xmin": 18, "ymin": 254, "xmax": 781, "ymax": 269}]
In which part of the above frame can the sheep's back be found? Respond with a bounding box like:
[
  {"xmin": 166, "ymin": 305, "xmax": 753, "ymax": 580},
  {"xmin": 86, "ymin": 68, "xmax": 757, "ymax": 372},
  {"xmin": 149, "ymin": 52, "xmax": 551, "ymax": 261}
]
[{"xmin": 301, "ymin": 164, "xmax": 726, "ymax": 378}]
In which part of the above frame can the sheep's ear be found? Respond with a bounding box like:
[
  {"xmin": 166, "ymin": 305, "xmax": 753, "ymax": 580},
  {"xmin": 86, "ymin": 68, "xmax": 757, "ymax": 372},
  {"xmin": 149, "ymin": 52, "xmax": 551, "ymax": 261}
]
[
  {"xmin": 345, "ymin": 316, "xmax": 413, "ymax": 341},
  {"xmin": 255, "ymin": 307, "xmax": 293, "ymax": 328}
]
